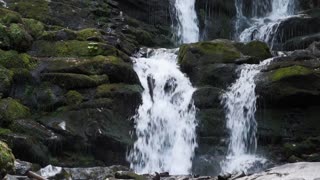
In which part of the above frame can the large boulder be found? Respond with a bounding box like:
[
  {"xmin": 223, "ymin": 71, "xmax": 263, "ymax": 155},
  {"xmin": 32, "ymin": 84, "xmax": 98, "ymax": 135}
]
[{"xmin": 178, "ymin": 39, "xmax": 271, "ymax": 88}]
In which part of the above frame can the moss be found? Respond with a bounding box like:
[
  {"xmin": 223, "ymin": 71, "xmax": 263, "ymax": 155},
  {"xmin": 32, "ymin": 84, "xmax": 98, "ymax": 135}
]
[
  {"xmin": 0, "ymin": 50, "xmax": 37, "ymax": 69},
  {"xmin": 76, "ymin": 28, "xmax": 102, "ymax": 41},
  {"xmin": 0, "ymin": 66, "xmax": 13, "ymax": 96},
  {"xmin": 41, "ymin": 73, "xmax": 109, "ymax": 89},
  {"xmin": 0, "ymin": 98, "xmax": 30, "ymax": 125},
  {"xmin": 236, "ymin": 41, "xmax": 272, "ymax": 60},
  {"xmin": 0, "ymin": 141, "xmax": 15, "ymax": 177},
  {"xmin": 8, "ymin": 0, "xmax": 49, "ymax": 22},
  {"xmin": 40, "ymin": 29, "xmax": 77, "ymax": 41},
  {"xmin": 23, "ymin": 18, "xmax": 44, "ymax": 38},
  {"xmin": 66, "ymin": 90, "xmax": 84, "ymax": 105},
  {"xmin": 0, "ymin": 8, "xmax": 22, "ymax": 25},
  {"xmin": 0, "ymin": 23, "xmax": 10, "ymax": 49},
  {"xmin": 8, "ymin": 23, "xmax": 33, "ymax": 51},
  {"xmin": 0, "ymin": 128, "xmax": 11, "ymax": 136},
  {"xmin": 31, "ymin": 40, "xmax": 119, "ymax": 57},
  {"xmin": 96, "ymin": 83, "xmax": 143, "ymax": 98},
  {"xmin": 179, "ymin": 40, "xmax": 242, "ymax": 65},
  {"xmin": 272, "ymin": 65, "xmax": 313, "ymax": 81}
]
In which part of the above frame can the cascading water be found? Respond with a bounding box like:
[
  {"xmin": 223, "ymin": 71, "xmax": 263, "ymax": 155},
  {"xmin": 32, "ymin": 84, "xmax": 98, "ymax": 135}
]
[
  {"xmin": 221, "ymin": 58, "xmax": 274, "ymax": 174},
  {"xmin": 172, "ymin": 0, "xmax": 200, "ymax": 43},
  {"xmin": 127, "ymin": 0, "xmax": 199, "ymax": 175},
  {"xmin": 237, "ymin": 0, "xmax": 296, "ymax": 48},
  {"xmin": 127, "ymin": 49, "xmax": 198, "ymax": 174}
]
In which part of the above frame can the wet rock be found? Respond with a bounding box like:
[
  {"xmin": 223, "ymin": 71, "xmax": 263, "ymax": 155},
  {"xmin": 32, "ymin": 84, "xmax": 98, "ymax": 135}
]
[
  {"xmin": 115, "ymin": 171, "xmax": 144, "ymax": 179},
  {"xmin": 0, "ymin": 141, "xmax": 15, "ymax": 178}
]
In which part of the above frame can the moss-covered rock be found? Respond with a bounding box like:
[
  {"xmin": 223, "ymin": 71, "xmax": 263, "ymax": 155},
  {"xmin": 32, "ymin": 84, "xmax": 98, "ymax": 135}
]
[
  {"xmin": 271, "ymin": 65, "xmax": 313, "ymax": 81},
  {"xmin": 0, "ymin": 66, "xmax": 13, "ymax": 96},
  {"xmin": 0, "ymin": 50, "xmax": 37, "ymax": 69},
  {"xmin": 76, "ymin": 28, "xmax": 102, "ymax": 41},
  {"xmin": 0, "ymin": 98, "xmax": 30, "ymax": 125},
  {"xmin": 23, "ymin": 18, "xmax": 45, "ymax": 38},
  {"xmin": 41, "ymin": 73, "xmax": 109, "ymax": 89},
  {"xmin": 40, "ymin": 29, "xmax": 77, "ymax": 41},
  {"xmin": 0, "ymin": 23, "xmax": 10, "ymax": 49},
  {"xmin": 235, "ymin": 41, "xmax": 272, "ymax": 61},
  {"xmin": 30, "ymin": 40, "xmax": 120, "ymax": 57},
  {"xmin": 66, "ymin": 90, "xmax": 84, "ymax": 105},
  {"xmin": 0, "ymin": 141, "xmax": 15, "ymax": 178},
  {"xmin": 96, "ymin": 83, "xmax": 143, "ymax": 98},
  {"xmin": 0, "ymin": 8, "xmax": 22, "ymax": 25},
  {"xmin": 8, "ymin": 0, "xmax": 49, "ymax": 22},
  {"xmin": 8, "ymin": 23, "xmax": 33, "ymax": 51}
]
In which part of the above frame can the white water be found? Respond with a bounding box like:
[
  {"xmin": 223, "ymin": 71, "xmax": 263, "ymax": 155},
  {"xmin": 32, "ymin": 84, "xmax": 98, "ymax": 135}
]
[
  {"xmin": 127, "ymin": 49, "xmax": 197, "ymax": 174},
  {"xmin": 173, "ymin": 0, "xmax": 200, "ymax": 43},
  {"xmin": 221, "ymin": 58, "xmax": 274, "ymax": 174},
  {"xmin": 238, "ymin": 0, "xmax": 295, "ymax": 48}
]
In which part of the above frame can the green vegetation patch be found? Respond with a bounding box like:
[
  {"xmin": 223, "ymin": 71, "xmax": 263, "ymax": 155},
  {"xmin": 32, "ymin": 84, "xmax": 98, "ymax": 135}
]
[{"xmin": 272, "ymin": 65, "xmax": 313, "ymax": 81}]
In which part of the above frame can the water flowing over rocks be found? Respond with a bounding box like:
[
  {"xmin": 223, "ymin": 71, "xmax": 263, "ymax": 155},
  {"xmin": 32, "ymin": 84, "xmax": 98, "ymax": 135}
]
[{"xmin": 0, "ymin": 0, "xmax": 320, "ymax": 179}]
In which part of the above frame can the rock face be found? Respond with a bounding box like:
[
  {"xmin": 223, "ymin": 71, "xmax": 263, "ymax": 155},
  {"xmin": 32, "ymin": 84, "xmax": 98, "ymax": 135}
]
[
  {"xmin": 0, "ymin": 0, "xmax": 149, "ymax": 168},
  {"xmin": 255, "ymin": 42, "xmax": 320, "ymax": 163}
]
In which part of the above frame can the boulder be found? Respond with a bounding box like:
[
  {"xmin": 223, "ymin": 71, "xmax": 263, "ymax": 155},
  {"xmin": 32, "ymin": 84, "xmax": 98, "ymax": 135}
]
[{"xmin": 0, "ymin": 98, "xmax": 30, "ymax": 126}]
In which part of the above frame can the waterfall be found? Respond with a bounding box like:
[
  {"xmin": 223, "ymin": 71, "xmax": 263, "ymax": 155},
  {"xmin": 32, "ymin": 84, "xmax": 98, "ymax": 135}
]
[
  {"xmin": 221, "ymin": 58, "xmax": 274, "ymax": 174},
  {"xmin": 172, "ymin": 0, "xmax": 200, "ymax": 43},
  {"xmin": 127, "ymin": 49, "xmax": 197, "ymax": 174},
  {"xmin": 236, "ymin": 0, "xmax": 296, "ymax": 48}
]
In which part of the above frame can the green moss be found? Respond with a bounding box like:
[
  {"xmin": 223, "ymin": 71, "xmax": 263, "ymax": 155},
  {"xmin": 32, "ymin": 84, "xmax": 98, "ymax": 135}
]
[
  {"xmin": 272, "ymin": 65, "xmax": 313, "ymax": 81},
  {"xmin": 0, "ymin": 23, "xmax": 10, "ymax": 49},
  {"xmin": 0, "ymin": 50, "xmax": 37, "ymax": 69},
  {"xmin": 23, "ymin": 18, "xmax": 44, "ymax": 38},
  {"xmin": 8, "ymin": 23, "xmax": 33, "ymax": 51},
  {"xmin": 65, "ymin": 90, "xmax": 84, "ymax": 105},
  {"xmin": 40, "ymin": 29, "xmax": 76, "ymax": 41},
  {"xmin": 96, "ymin": 83, "xmax": 143, "ymax": 98},
  {"xmin": 0, "ymin": 66, "xmax": 13, "ymax": 96},
  {"xmin": 41, "ymin": 73, "xmax": 109, "ymax": 89},
  {"xmin": 8, "ymin": 0, "xmax": 49, "ymax": 22},
  {"xmin": 76, "ymin": 28, "xmax": 102, "ymax": 41},
  {"xmin": 0, "ymin": 98, "xmax": 30, "ymax": 125},
  {"xmin": 0, "ymin": 8, "xmax": 22, "ymax": 25},
  {"xmin": 236, "ymin": 41, "xmax": 272, "ymax": 60},
  {"xmin": 32, "ymin": 40, "xmax": 119, "ymax": 57},
  {"xmin": 0, "ymin": 141, "xmax": 15, "ymax": 177},
  {"xmin": 0, "ymin": 128, "xmax": 11, "ymax": 136},
  {"xmin": 179, "ymin": 40, "xmax": 242, "ymax": 64}
]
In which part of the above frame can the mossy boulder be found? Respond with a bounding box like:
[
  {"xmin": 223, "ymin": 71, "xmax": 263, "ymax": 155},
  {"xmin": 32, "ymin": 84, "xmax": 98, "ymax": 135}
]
[
  {"xmin": 8, "ymin": 23, "xmax": 33, "ymax": 51},
  {"xmin": 235, "ymin": 41, "xmax": 272, "ymax": 61},
  {"xmin": 30, "ymin": 40, "xmax": 121, "ymax": 58},
  {"xmin": 7, "ymin": 0, "xmax": 49, "ymax": 23},
  {"xmin": 0, "ymin": 50, "xmax": 37, "ymax": 69},
  {"xmin": 0, "ymin": 141, "xmax": 15, "ymax": 178},
  {"xmin": 0, "ymin": 23, "xmax": 11, "ymax": 49},
  {"xmin": 66, "ymin": 90, "xmax": 84, "ymax": 105},
  {"xmin": 22, "ymin": 18, "xmax": 45, "ymax": 38},
  {"xmin": 0, "ymin": 98, "xmax": 30, "ymax": 125},
  {"xmin": 0, "ymin": 8, "xmax": 22, "ymax": 25},
  {"xmin": 0, "ymin": 66, "xmax": 13, "ymax": 96},
  {"xmin": 76, "ymin": 28, "xmax": 102, "ymax": 41},
  {"xmin": 40, "ymin": 29, "xmax": 77, "ymax": 41},
  {"xmin": 41, "ymin": 73, "xmax": 109, "ymax": 89}
]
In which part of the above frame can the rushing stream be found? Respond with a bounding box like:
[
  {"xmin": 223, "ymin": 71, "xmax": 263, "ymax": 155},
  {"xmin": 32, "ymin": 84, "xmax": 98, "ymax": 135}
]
[
  {"xmin": 221, "ymin": 58, "xmax": 274, "ymax": 173},
  {"xmin": 237, "ymin": 0, "xmax": 296, "ymax": 48},
  {"xmin": 127, "ymin": 0, "xmax": 199, "ymax": 175}
]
